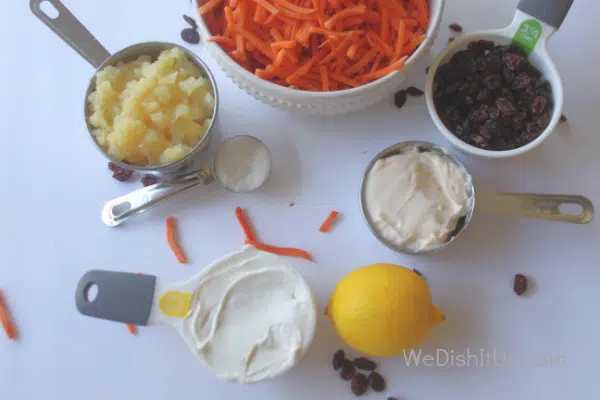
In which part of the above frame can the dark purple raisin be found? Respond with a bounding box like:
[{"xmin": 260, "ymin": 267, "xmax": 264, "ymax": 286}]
[
  {"xmin": 560, "ymin": 114, "xmax": 567, "ymax": 122},
  {"xmin": 470, "ymin": 108, "xmax": 489, "ymax": 122},
  {"xmin": 394, "ymin": 90, "xmax": 407, "ymax": 108},
  {"xmin": 531, "ymin": 96, "xmax": 547, "ymax": 114},
  {"xmin": 471, "ymin": 135, "xmax": 487, "ymax": 147},
  {"xmin": 109, "ymin": 164, "xmax": 134, "ymax": 182},
  {"xmin": 512, "ymin": 73, "xmax": 533, "ymax": 90},
  {"xmin": 108, "ymin": 162, "xmax": 119, "ymax": 172},
  {"xmin": 340, "ymin": 360, "xmax": 356, "ymax": 380},
  {"xmin": 476, "ymin": 88, "xmax": 492, "ymax": 104},
  {"xmin": 479, "ymin": 124, "xmax": 492, "ymax": 139},
  {"xmin": 502, "ymin": 68, "xmax": 516, "ymax": 83},
  {"xmin": 351, "ymin": 373, "xmax": 369, "ymax": 396},
  {"xmin": 501, "ymin": 52, "xmax": 525, "ymax": 71},
  {"xmin": 181, "ymin": 28, "xmax": 200, "ymax": 44},
  {"xmin": 406, "ymin": 86, "xmax": 424, "ymax": 96},
  {"xmin": 453, "ymin": 51, "xmax": 478, "ymax": 75},
  {"xmin": 487, "ymin": 107, "xmax": 500, "ymax": 120},
  {"xmin": 141, "ymin": 175, "xmax": 158, "ymax": 187},
  {"xmin": 368, "ymin": 371, "xmax": 386, "ymax": 392},
  {"xmin": 483, "ymin": 55, "xmax": 502, "ymax": 74},
  {"xmin": 483, "ymin": 74, "xmax": 503, "ymax": 90},
  {"xmin": 449, "ymin": 23, "xmax": 463, "ymax": 32},
  {"xmin": 333, "ymin": 349, "xmax": 345, "ymax": 370},
  {"xmin": 495, "ymin": 97, "xmax": 517, "ymax": 116},
  {"xmin": 353, "ymin": 357, "xmax": 377, "ymax": 371},
  {"xmin": 491, "ymin": 137, "xmax": 508, "ymax": 150},
  {"xmin": 468, "ymin": 39, "xmax": 494, "ymax": 53},
  {"xmin": 500, "ymin": 87, "xmax": 515, "ymax": 101},
  {"xmin": 183, "ymin": 14, "xmax": 197, "ymax": 29},
  {"xmin": 514, "ymin": 274, "xmax": 528, "ymax": 295}
]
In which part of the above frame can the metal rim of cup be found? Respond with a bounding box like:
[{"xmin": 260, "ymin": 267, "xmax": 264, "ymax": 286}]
[
  {"xmin": 83, "ymin": 42, "xmax": 219, "ymax": 174},
  {"xmin": 359, "ymin": 141, "xmax": 476, "ymax": 255}
]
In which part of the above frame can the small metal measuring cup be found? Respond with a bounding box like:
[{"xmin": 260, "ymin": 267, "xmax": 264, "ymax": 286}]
[
  {"xmin": 360, "ymin": 141, "xmax": 594, "ymax": 255},
  {"xmin": 30, "ymin": 0, "xmax": 219, "ymax": 175},
  {"xmin": 102, "ymin": 135, "xmax": 272, "ymax": 227},
  {"xmin": 425, "ymin": 0, "xmax": 574, "ymax": 158}
]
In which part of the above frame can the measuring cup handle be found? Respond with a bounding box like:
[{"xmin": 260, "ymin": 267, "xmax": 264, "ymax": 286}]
[
  {"xmin": 517, "ymin": 0, "xmax": 574, "ymax": 30},
  {"xmin": 30, "ymin": 0, "xmax": 111, "ymax": 68},
  {"xmin": 75, "ymin": 270, "xmax": 157, "ymax": 325},
  {"xmin": 102, "ymin": 169, "xmax": 213, "ymax": 227},
  {"xmin": 477, "ymin": 192, "xmax": 594, "ymax": 224}
]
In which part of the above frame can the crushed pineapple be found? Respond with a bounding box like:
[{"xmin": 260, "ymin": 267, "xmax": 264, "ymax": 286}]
[{"xmin": 88, "ymin": 47, "xmax": 215, "ymax": 166}]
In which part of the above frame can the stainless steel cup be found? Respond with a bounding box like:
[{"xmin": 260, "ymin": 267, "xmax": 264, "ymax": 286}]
[
  {"xmin": 360, "ymin": 141, "xmax": 594, "ymax": 255},
  {"xmin": 30, "ymin": 0, "xmax": 219, "ymax": 176}
]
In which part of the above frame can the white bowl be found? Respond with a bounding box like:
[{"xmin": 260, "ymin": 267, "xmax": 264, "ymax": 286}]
[
  {"xmin": 425, "ymin": 11, "xmax": 564, "ymax": 158},
  {"xmin": 195, "ymin": 0, "xmax": 445, "ymax": 115}
]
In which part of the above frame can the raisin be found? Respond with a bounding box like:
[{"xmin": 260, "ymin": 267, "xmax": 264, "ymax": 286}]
[
  {"xmin": 471, "ymin": 135, "xmax": 488, "ymax": 148},
  {"xmin": 513, "ymin": 274, "xmax": 528, "ymax": 296},
  {"xmin": 495, "ymin": 97, "xmax": 517, "ymax": 116},
  {"xmin": 476, "ymin": 88, "xmax": 492, "ymax": 104},
  {"xmin": 368, "ymin": 371, "xmax": 386, "ymax": 392},
  {"xmin": 340, "ymin": 360, "xmax": 356, "ymax": 380},
  {"xmin": 483, "ymin": 74, "xmax": 503, "ymax": 90},
  {"xmin": 452, "ymin": 51, "xmax": 478, "ymax": 75},
  {"xmin": 483, "ymin": 54, "xmax": 502, "ymax": 74},
  {"xmin": 487, "ymin": 107, "xmax": 500, "ymax": 119},
  {"xmin": 425, "ymin": 66, "xmax": 430, "ymax": 74},
  {"xmin": 449, "ymin": 23, "xmax": 463, "ymax": 32},
  {"xmin": 141, "ymin": 175, "xmax": 158, "ymax": 187},
  {"xmin": 333, "ymin": 349, "xmax": 345, "ymax": 370},
  {"xmin": 181, "ymin": 28, "xmax": 200, "ymax": 44},
  {"xmin": 351, "ymin": 373, "xmax": 369, "ymax": 396},
  {"xmin": 183, "ymin": 14, "xmax": 197, "ymax": 29},
  {"xmin": 560, "ymin": 114, "xmax": 567, "ymax": 122},
  {"xmin": 502, "ymin": 52, "xmax": 524, "ymax": 71},
  {"xmin": 468, "ymin": 39, "xmax": 494, "ymax": 53},
  {"xmin": 353, "ymin": 357, "xmax": 377, "ymax": 371},
  {"xmin": 109, "ymin": 163, "xmax": 134, "ymax": 182},
  {"xmin": 531, "ymin": 96, "xmax": 548, "ymax": 114},
  {"xmin": 394, "ymin": 90, "xmax": 407, "ymax": 108},
  {"xmin": 406, "ymin": 86, "xmax": 425, "ymax": 96},
  {"xmin": 470, "ymin": 108, "xmax": 489, "ymax": 122},
  {"xmin": 479, "ymin": 124, "xmax": 492, "ymax": 139},
  {"xmin": 512, "ymin": 73, "xmax": 533, "ymax": 90},
  {"xmin": 502, "ymin": 68, "xmax": 516, "ymax": 83}
]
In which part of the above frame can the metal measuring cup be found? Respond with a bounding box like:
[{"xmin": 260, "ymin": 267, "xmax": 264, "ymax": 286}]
[
  {"xmin": 30, "ymin": 0, "xmax": 219, "ymax": 175},
  {"xmin": 102, "ymin": 135, "xmax": 272, "ymax": 226},
  {"xmin": 425, "ymin": 0, "xmax": 574, "ymax": 158},
  {"xmin": 360, "ymin": 141, "xmax": 594, "ymax": 255}
]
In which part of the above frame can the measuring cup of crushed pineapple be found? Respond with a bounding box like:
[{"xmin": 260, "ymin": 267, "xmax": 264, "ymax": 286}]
[{"xmin": 31, "ymin": 0, "xmax": 218, "ymax": 175}]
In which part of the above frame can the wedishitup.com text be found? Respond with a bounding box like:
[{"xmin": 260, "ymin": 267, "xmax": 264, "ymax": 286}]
[{"xmin": 403, "ymin": 349, "xmax": 566, "ymax": 368}]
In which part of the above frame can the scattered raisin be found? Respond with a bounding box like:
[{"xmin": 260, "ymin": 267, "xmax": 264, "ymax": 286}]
[
  {"xmin": 109, "ymin": 162, "xmax": 134, "ymax": 182},
  {"xmin": 425, "ymin": 66, "xmax": 430, "ymax": 74},
  {"xmin": 406, "ymin": 86, "xmax": 424, "ymax": 96},
  {"xmin": 560, "ymin": 114, "xmax": 567, "ymax": 122},
  {"xmin": 351, "ymin": 373, "xmax": 369, "ymax": 396},
  {"xmin": 141, "ymin": 175, "xmax": 158, "ymax": 187},
  {"xmin": 183, "ymin": 14, "xmax": 197, "ymax": 29},
  {"xmin": 368, "ymin": 371, "xmax": 386, "ymax": 392},
  {"xmin": 449, "ymin": 23, "xmax": 463, "ymax": 32},
  {"xmin": 181, "ymin": 28, "xmax": 200, "ymax": 44},
  {"xmin": 333, "ymin": 350, "xmax": 345, "ymax": 371},
  {"xmin": 340, "ymin": 360, "xmax": 356, "ymax": 380},
  {"xmin": 394, "ymin": 90, "xmax": 407, "ymax": 109},
  {"xmin": 353, "ymin": 357, "xmax": 377, "ymax": 371},
  {"xmin": 289, "ymin": 202, "xmax": 295, "ymax": 207},
  {"xmin": 514, "ymin": 274, "xmax": 528, "ymax": 296}
]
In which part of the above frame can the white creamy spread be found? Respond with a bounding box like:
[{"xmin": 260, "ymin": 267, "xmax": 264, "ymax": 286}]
[
  {"xmin": 364, "ymin": 147, "xmax": 471, "ymax": 251},
  {"xmin": 179, "ymin": 245, "xmax": 316, "ymax": 383}
]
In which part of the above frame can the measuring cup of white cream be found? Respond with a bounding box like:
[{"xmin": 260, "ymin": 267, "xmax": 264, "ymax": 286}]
[
  {"xmin": 102, "ymin": 135, "xmax": 272, "ymax": 226},
  {"xmin": 75, "ymin": 245, "xmax": 317, "ymax": 383},
  {"xmin": 360, "ymin": 141, "xmax": 594, "ymax": 255},
  {"xmin": 425, "ymin": 0, "xmax": 574, "ymax": 158}
]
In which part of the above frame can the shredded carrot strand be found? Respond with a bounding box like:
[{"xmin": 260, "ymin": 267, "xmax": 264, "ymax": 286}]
[
  {"xmin": 166, "ymin": 217, "xmax": 188, "ymax": 264},
  {"xmin": 324, "ymin": 5, "xmax": 366, "ymax": 30},
  {"xmin": 235, "ymin": 207, "xmax": 257, "ymax": 241},
  {"xmin": 0, "ymin": 289, "xmax": 17, "ymax": 340},
  {"xmin": 319, "ymin": 65, "xmax": 329, "ymax": 91},
  {"xmin": 246, "ymin": 240, "xmax": 314, "ymax": 262},
  {"xmin": 319, "ymin": 211, "xmax": 339, "ymax": 232},
  {"xmin": 126, "ymin": 323, "xmax": 138, "ymax": 335}
]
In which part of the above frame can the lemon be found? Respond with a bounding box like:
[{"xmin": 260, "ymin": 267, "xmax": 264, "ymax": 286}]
[{"xmin": 326, "ymin": 264, "xmax": 444, "ymax": 357}]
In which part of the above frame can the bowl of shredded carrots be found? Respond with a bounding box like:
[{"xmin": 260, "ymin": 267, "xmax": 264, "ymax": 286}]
[{"xmin": 195, "ymin": 0, "xmax": 444, "ymax": 114}]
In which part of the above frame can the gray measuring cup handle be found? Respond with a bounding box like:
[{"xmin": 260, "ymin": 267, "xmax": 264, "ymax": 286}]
[
  {"xmin": 477, "ymin": 192, "xmax": 594, "ymax": 224},
  {"xmin": 102, "ymin": 169, "xmax": 214, "ymax": 227},
  {"xmin": 75, "ymin": 270, "xmax": 157, "ymax": 325},
  {"xmin": 517, "ymin": 0, "xmax": 574, "ymax": 29},
  {"xmin": 30, "ymin": 0, "xmax": 110, "ymax": 68}
]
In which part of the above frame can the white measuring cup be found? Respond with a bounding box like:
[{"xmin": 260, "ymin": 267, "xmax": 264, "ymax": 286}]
[
  {"xmin": 426, "ymin": 0, "xmax": 574, "ymax": 158},
  {"xmin": 102, "ymin": 135, "xmax": 272, "ymax": 226},
  {"xmin": 74, "ymin": 245, "xmax": 317, "ymax": 383}
]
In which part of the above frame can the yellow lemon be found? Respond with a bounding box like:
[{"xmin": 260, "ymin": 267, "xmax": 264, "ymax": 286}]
[{"xmin": 326, "ymin": 264, "xmax": 444, "ymax": 357}]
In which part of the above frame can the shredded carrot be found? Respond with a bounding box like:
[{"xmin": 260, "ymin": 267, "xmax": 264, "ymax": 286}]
[
  {"xmin": 0, "ymin": 290, "xmax": 17, "ymax": 340},
  {"xmin": 246, "ymin": 240, "xmax": 314, "ymax": 262},
  {"xmin": 201, "ymin": 0, "xmax": 429, "ymax": 90},
  {"xmin": 126, "ymin": 323, "xmax": 138, "ymax": 335},
  {"xmin": 235, "ymin": 207, "xmax": 257, "ymax": 241},
  {"xmin": 319, "ymin": 211, "xmax": 339, "ymax": 232},
  {"xmin": 166, "ymin": 217, "xmax": 187, "ymax": 264}
]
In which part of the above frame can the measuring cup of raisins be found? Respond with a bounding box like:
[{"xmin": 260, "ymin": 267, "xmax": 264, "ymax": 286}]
[{"xmin": 426, "ymin": 0, "xmax": 574, "ymax": 158}]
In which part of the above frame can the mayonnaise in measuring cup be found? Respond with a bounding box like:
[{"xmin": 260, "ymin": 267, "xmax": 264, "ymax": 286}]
[
  {"xmin": 364, "ymin": 147, "xmax": 470, "ymax": 251},
  {"xmin": 180, "ymin": 245, "xmax": 316, "ymax": 383}
]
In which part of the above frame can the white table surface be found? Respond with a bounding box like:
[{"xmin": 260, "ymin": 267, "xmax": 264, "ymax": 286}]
[{"xmin": 2, "ymin": 0, "xmax": 599, "ymax": 399}]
